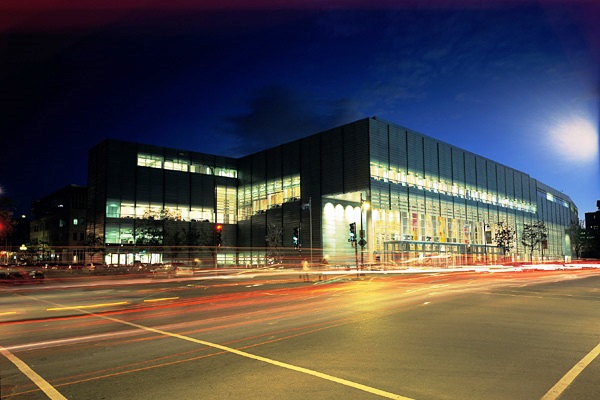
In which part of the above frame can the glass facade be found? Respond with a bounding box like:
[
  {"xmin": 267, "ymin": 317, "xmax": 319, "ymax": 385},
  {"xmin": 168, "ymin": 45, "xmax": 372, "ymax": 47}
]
[
  {"xmin": 366, "ymin": 118, "xmax": 576, "ymax": 266},
  {"xmin": 87, "ymin": 117, "xmax": 578, "ymax": 268}
]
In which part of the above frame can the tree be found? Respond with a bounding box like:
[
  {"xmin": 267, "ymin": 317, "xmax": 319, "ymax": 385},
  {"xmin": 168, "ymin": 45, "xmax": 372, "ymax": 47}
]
[
  {"xmin": 265, "ymin": 223, "xmax": 283, "ymax": 266},
  {"xmin": 134, "ymin": 208, "xmax": 178, "ymax": 246},
  {"xmin": 493, "ymin": 221, "xmax": 516, "ymax": 256},
  {"xmin": 0, "ymin": 195, "xmax": 15, "ymax": 242},
  {"xmin": 84, "ymin": 234, "xmax": 106, "ymax": 264},
  {"xmin": 566, "ymin": 219, "xmax": 585, "ymax": 259},
  {"xmin": 29, "ymin": 238, "xmax": 52, "ymax": 264},
  {"xmin": 521, "ymin": 221, "xmax": 548, "ymax": 261},
  {"xmin": 165, "ymin": 221, "xmax": 215, "ymax": 265}
]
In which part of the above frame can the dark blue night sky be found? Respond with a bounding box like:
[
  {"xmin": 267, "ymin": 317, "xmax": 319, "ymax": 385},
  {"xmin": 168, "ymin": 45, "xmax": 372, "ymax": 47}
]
[{"xmin": 1, "ymin": 0, "xmax": 598, "ymax": 218}]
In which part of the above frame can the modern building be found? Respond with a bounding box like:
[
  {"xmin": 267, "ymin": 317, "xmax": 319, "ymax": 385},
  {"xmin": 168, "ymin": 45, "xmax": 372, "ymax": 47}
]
[
  {"xmin": 87, "ymin": 117, "xmax": 578, "ymax": 267},
  {"xmin": 30, "ymin": 184, "xmax": 88, "ymax": 264}
]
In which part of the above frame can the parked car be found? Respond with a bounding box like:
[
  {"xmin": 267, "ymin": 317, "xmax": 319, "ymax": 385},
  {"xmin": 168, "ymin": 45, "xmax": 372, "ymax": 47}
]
[
  {"xmin": 0, "ymin": 271, "xmax": 26, "ymax": 284},
  {"xmin": 150, "ymin": 264, "xmax": 174, "ymax": 278},
  {"xmin": 150, "ymin": 263, "xmax": 195, "ymax": 278},
  {"xmin": 27, "ymin": 270, "xmax": 45, "ymax": 283},
  {"xmin": 0, "ymin": 269, "xmax": 45, "ymax": 285}
]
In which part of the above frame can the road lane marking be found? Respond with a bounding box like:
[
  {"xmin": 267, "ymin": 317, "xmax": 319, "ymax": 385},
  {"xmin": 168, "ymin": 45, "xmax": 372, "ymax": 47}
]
[
  {"xmin": 0, "ymin": 311, "xmax": 17, "ymax": 316},
  {"xmin": 46, "ymin": 301, "xmax": 129, "ymax": 311},
  {"xmin": 0, "ymin": 345, "xmax": 68, "ymax": 400},
  {"xmin": 143, "ymin": 297, "xmax": 179, "ymax": 303},
  {"xmin": 97, "ymin": 313, "xmax": 413, "ymax": 400},
  {"xmin": 541, "ymin": 341, "xmax": 600, "ymax": 400}
]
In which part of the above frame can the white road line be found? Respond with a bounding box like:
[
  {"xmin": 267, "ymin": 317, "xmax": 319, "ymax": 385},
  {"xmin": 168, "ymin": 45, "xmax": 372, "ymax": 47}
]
[
  {"xmin": 98, "ymin": 313, "xmax": 414, "ymax": 400},
  {"xmin": 541, "ymin": 341, "xmax": 600, "ymax": 400},
  {"xmin": 13, "ymin": 292, "xmax": 414, "ymax": 399},
  {"xmin": 0, "ymin": 345, "xmax": 68, "ymax": 400}
]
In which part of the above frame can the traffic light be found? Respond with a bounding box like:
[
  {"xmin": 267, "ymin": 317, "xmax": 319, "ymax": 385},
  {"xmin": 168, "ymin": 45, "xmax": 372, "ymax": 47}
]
[
  {"xmin": 292, "ymin": 227, "xmax": 300, "ymax": 248},
  {"xmin": 215, "ymin": 224, "xmax": 223, "ymax": 247},
  {"xmin": 349, "ymin": 222, "xmax": 356, "ymax": 242}
]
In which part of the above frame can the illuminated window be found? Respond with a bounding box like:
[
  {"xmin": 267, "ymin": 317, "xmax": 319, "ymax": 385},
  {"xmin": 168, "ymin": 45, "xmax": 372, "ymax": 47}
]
[
  {"xmin": 215, "ymin": 167, "xmax": 237, "ymax": 178},
  {"xmin": 238, "ymin": 175, "xmax": 300, "ymax": 220},
  {"xmin": 369, "ymin": 161, "xmax": 537, "ymax": 213},
  {"xmin": 217, "ymin": 185, "xmax": 237, "ymax": 223},
  {"xmin": 190, "ymin": 163, "xmax": 212, "ymax": 174},
  {"xmin": 106, "ymin": 201, "xmax": 120, "ymax": 218},
  {"xmin": 164, "ymin": 160, "xmax": 188, "ymax": 172},
  {"xmin": 138, "ymin": 153, "xmax": 237, "ymax": 178},
  {"xmin": 137, "ymin": 154, "xmax": 163, "ymax": 168}
]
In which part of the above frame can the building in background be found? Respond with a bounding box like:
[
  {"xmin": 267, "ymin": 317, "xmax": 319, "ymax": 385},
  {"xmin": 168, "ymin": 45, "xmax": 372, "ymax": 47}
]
[
  {"xmin": 30, "ymin": 184, "xmax": 88, "ymax": 265},
  {"xmin": 584, "ymin": 200, "xmax": 600, "ymax": 259},
  {"xmin": 86, "ymin": 117, "xmax": 578, "ymax": 268}
]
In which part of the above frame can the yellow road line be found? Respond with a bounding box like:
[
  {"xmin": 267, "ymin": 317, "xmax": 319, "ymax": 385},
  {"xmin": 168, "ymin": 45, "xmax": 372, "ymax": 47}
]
[
  {"xmin": 541, "ymin": 341, "xmax": 600, "ymax": 400},
  {"xmin": 47, "ymin": 302, "xmax": 129, "ymax": 311},
  {"xmin": 143, "ymin": 297, "xmax": 179, "ymax": 303},
  {"xmin": 0, "ymin": 311, "xmax": 17, "ymax": 316},
  {"xmin": 98, "ymin": 313, "xmax": 413, "ymax": 400},
  {"xmin": 0, "ymin": 345, "xmax": 68, "ymax": 400}
]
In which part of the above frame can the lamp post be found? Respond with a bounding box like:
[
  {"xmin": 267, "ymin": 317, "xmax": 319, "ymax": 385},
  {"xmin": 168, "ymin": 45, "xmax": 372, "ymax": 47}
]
[{"xmin": 359, "ymin": 193, "xmax": 369, "ymax": 270}]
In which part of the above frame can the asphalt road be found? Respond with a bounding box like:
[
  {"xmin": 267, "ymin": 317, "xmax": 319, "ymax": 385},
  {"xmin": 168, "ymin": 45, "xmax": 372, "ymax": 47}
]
[{"xmin": 1, "ymin": 269, "xmax": 599, "ymax": 400}]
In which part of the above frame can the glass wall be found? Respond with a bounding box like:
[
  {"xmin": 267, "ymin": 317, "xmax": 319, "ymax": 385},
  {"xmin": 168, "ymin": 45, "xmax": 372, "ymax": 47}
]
[
  {"xmin": 237, "ymin": 174, "xmax": 301, "ymax": 221},
  {"xmin": 367, "ymin": 118, "xmax": 576, "ymax": 264},
  {"xmin": 138, "ymin": 153, "xmax": 237, "ymax": 178}
]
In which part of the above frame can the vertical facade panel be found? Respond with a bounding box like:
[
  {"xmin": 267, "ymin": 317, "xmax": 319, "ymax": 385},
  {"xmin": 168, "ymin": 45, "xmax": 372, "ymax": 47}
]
[
  {"xmin": 476, "ymin": 157, "xmax": 487, "ymax": 192},
  {"xmin": 438, "ymin": 143, "xmax": 452, "ymax": 183},
  {"xmin": 390, "ymin": 125, "xmax": 408, "ymax": 171},
  {"xmin": 486, "ymin": 161, "xmax": 497, "ymax": 194},
  {"xmin": 407, "ymin": 132, "xmax": 424, "ymax": 175},
  {"xmin": 320, "ymin": 127, "xmax": 344, "ymax": 194},
  {"xmin": 451, "ymin": 148, "xmax": 465, "ymax": 186},
  {"xmin": 464, "ymin": 153, "xmax": 476, "ymax": 188},
  {"xmin": 423, "ymin": 137, "xmax": 439, "ymax": 181}
]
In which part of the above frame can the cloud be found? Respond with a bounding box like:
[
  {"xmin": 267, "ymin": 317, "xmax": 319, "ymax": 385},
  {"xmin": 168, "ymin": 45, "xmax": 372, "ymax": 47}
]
[{"xmin": 225, "ymin": 85, "xmax": 362, "ymax": 155}]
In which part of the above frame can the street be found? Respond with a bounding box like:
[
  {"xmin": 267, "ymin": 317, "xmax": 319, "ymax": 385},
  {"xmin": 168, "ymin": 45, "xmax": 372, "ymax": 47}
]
[{"xmin": 1, "ymin": 268, "xmax": 599, "ymax": 400}]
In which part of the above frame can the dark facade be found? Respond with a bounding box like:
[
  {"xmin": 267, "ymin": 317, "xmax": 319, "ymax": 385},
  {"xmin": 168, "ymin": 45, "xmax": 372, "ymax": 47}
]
[
  {"xmin": 87, "ymin": 117, "xmax": 578, "ymax": 267},
  {"xmin": 584, "ymin": 200, "xmax": 600, "ymax": 258},
  {"xmin": 30, "ymin": 184, "xmax": 88, "ymax": 264}
]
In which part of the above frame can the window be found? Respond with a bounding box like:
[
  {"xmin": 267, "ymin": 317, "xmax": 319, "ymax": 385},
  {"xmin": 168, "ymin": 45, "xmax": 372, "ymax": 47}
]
[
  {"xmin": 138, "ymin": 154, "xmax": 163, "ymax": 168},
  {"xmin": 107, "ymin": 201, "xmax": 120, "ymax": 218},
  {"xmin": 164, "ymin": 160, "xmax": 188, "ymax": 172},
  {"xmin": 215, "ymin": 166, "xmax": 237, "ymax": 178}
]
